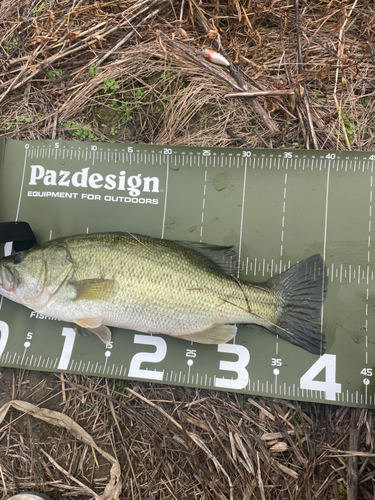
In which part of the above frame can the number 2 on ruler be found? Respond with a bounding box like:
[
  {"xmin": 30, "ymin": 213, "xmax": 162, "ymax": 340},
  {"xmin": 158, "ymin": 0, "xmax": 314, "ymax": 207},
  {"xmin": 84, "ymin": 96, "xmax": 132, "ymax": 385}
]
[{"xmin": 128, "ymin": 334, "xmax": 167, "ymax": 380}]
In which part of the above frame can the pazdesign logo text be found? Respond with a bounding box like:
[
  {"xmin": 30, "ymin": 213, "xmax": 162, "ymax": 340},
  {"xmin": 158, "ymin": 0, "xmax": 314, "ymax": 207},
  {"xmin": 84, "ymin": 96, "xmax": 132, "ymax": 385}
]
[{"xmin": 29, "ymin": 165, "xmax": 160, "ymax": 197}]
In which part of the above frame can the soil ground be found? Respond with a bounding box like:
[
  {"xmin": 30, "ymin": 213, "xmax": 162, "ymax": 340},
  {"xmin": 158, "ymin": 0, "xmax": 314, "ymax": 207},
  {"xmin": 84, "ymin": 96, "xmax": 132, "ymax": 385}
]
[{"xmin": 0, "ymin": 1, "xmax": 375, "ymax": 499}]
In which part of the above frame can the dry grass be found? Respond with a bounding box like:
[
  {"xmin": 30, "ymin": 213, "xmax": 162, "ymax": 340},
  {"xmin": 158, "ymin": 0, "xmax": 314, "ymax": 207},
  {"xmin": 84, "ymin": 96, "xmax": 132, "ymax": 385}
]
[
  {"xmin": 0, "ymin": 0, "xmax": 375, "ymax": 499},
  {"xmin": 1, "ymin": 370, "xmax": 375, "ymax": 500},
  {"xmin": 0, "ymin": 0, "xmax": 374, "ymax": 148}
]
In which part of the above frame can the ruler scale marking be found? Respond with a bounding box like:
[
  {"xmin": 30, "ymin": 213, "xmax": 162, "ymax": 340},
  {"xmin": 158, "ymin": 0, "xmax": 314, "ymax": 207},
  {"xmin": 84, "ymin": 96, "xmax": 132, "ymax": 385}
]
[{"xmin": 0, "ymin": 141, "xmax": 374, "ymax": 408}]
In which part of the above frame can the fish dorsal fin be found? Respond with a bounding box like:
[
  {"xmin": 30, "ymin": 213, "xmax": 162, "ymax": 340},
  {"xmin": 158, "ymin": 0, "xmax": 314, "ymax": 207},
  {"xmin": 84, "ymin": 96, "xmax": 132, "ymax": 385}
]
[
  {"xmin": 70, "ymin": 279, "xmax": 117, "ymax": 301},
  {"xmin": 75, "ymin": 317, "xmax": 112, "ymax": 344},
  {"xmin": 178, "ymin": 241, "xmax": 239, "ymax": 275},
  {"xmin": 176, "ymin": 324, "xmax": 237, "ymax": 344}
]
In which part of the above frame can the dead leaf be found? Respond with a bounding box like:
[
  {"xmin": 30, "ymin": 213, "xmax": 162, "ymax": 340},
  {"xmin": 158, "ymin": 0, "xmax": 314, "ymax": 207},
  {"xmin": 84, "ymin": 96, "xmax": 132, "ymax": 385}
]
[
  {"xmin": 179, "ymin": 28, "xmax": 188, "ymax": 39},
  {"xmin": 318, "ymin": 63, "xmax": 330, "ymax": 82},
  {"xmin": 270, "ymin": 442, "xmax": 289, "ymax": 452},
  {"xmin": 0, "ymin": 400, "xmax": 122, "ymax": 500}
]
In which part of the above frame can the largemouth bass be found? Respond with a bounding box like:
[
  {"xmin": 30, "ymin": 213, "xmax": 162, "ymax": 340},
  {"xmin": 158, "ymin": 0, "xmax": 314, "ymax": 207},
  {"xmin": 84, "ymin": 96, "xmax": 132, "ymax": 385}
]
[{"xmin": 0, "ymin": 232, "xmax": 327, "ymax": 354}]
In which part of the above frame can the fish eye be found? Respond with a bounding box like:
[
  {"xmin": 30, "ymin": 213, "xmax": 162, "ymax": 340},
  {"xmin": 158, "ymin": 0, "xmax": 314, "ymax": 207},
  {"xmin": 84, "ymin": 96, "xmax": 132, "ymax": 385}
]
[{"xmin": 13, "ymin": 253, "xmax": 24, "ymax": 264}]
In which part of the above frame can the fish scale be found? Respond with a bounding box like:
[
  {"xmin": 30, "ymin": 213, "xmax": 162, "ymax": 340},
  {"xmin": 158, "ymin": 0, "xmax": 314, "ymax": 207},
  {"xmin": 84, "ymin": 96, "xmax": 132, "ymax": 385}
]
[
  {"xmin": 54, "ymin": 234, "xmax": 268, "ymax": 328},
  {"xmin": 0, "ymin": 138, "xmax": 374, "ymax": 408}
]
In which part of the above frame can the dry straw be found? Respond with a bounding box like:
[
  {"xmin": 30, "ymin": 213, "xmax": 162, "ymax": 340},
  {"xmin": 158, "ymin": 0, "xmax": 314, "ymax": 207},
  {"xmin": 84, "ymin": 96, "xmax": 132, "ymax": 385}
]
[{"xmin": 0, "ymin": 1, "xmax": 374, "ymax": 499}]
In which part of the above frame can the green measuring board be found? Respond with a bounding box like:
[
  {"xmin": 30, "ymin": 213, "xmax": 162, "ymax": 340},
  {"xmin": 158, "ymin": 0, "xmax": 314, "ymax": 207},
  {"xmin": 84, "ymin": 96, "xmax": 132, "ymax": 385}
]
[{"xmin": 0, "ymin": 138, "xmax": 374, "ymax": 408}]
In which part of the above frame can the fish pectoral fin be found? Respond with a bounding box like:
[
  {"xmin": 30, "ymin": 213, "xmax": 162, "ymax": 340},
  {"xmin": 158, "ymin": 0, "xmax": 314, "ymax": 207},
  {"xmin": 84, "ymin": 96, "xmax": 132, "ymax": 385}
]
[
  {"xmin": 70, "ymin": 279, "xmax": 117, "ymax": 301},
  {"xmin": 87, "ymin": 325, "xmax": 112, "ymax": 344},
  {"xmin": 71, "ymin": 323, "xmax": 92, "ymax": 338},
  {"xmin": 75, "ymin": 317, "xmax": 112, "ymax": 344},
  {"xmin": 176, "ymin": 324, "xmax": 237, "ymax": 344}
]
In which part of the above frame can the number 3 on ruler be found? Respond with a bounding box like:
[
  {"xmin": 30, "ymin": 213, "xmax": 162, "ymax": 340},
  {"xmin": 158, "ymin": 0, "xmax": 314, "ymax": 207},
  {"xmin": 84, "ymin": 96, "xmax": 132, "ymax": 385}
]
[
  {"xmin": 215, "ymin": 344, "xmax": 250, "ymax": 390},
  {"xmin": 300, "ymin": 354, "xmax": 341, "ymax": 401}
]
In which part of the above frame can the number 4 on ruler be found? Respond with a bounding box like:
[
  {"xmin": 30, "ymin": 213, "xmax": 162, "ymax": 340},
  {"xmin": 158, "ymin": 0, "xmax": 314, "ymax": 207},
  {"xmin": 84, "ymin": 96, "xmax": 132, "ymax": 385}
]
[{"xmin": 300, "ymin": 354, "xmax": 341, "ymax": 401}]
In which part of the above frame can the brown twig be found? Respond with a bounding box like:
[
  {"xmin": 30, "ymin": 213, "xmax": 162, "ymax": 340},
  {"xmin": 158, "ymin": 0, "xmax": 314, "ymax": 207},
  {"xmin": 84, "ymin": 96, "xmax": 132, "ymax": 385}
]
[
  {"xmin": 230, "ymin": 274, "xmax": 252, "ymax": 313},
  {"xmin": 302, "ymin": 91, "xmax": 319, "ymax": 150},
  {"xmin": 368, "ymin": 30, "xmax": 375, "ymax": 66},
  {"xmin": 256, "ymin": 452, "xmax": 266, "ymax": 500},
  {"xmin": 279, "ymin": 14, "xmax": 307, "ymax": 146},
  {"xmin": 0, "ymin": 464, "xmax": 7, "ymax": 498},
  {"xmin": 347, "ymin": 409, "xmax": 361, "ymax": 500},
  {"xmin": 253, "ymin": 128, "xmax": 272, "ymax": 148},
  {"xmin": 215, "ymin": 294, "xmax": 293, "ymax": 338},
  {"xmin": 216, "ymin": 297, "xmax": 249, "ymax": 313},
  {"xmin": 295, "ymin": 2, "xmax": 303, "ymax": 77},
  {"xmin": 232, "ymin": 273, "xmax": 269, "ymax": 295},
  {"xmin": 60, "ymin": 373, "xmax": 66, "ymax": 403},
  {"xmin": 225, "ymin": 90, "xmax": 294, "ymax": 98},
  {"xmin": 295, "ymin": 0, "xmax": 319, "ymax": 149},
  {"xmin": 237, "ymin": 63, "xmax": 297, "ymax": 120},
  {"xmin": 51, "ymin": 113, "xmax": 58, "ymax": 140},
  {"xmin": 333, "ymin": 0, "xmax": 359, "ymax": 150},
  {"xmin": 127, "ymin": 231, "xmax": 153, "ymax": 252}
]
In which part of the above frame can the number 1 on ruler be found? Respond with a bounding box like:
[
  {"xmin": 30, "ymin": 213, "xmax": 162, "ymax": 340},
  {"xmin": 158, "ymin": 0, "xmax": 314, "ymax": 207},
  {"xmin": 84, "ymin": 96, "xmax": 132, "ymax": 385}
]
[{"xmin": 58, "ymin": 327, "xmax": 76, "ymax": 370}]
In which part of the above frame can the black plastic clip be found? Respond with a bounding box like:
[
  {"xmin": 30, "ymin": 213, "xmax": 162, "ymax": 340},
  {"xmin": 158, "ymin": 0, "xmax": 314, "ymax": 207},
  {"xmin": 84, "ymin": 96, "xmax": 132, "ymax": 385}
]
[{"xmin": 0, "ymin": 221, "xmax": 37, "ymax": 252}]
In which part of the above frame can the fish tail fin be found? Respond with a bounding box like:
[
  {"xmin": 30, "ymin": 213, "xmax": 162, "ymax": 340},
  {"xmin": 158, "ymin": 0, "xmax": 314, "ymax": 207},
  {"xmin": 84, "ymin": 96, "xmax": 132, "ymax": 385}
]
[{"xmin": 267, "ymin": 254, "xmax": 327, "ymax": 355}]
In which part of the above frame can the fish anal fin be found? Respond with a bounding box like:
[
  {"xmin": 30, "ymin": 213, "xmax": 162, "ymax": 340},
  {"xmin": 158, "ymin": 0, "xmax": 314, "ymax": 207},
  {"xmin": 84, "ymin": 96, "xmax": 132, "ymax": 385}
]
[
  {"xmin": 75, "ymin": 317, "xmax": 112, "ymax": 344},
  {"xmin": 70, "ymin": 279, "xmax": 117, "ymax": 301},
  {"xmin": 176, "ymin": 324, "xmax": 237, "ymax": 344}
]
